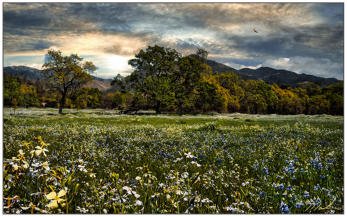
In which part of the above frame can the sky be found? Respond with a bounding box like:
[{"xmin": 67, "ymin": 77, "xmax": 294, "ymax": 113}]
[{"xmin": 3, "ymin": 3, "xmax": 344, "ymax": 80}]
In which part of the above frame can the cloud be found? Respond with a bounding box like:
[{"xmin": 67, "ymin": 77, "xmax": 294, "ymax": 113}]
[
  {"xmin": 265, "ymin": 56, "xmax": 343, "ymax": 80},
  {"xmin": 265, "ymin": 57, "xmax": 291, "ymax": 69},
  {"xmin": 4, "ymin": 55, "xmax": 46, "ymax": 69},
  {"xmin": 240, "ymin": 64, "xmax": 263, "ymax": 70},
  {"xmin": 5, "ymin": 32, "xmax": 152, "ymax": 58},
  {"xmin": 3, "ymin": 3, "xmax": 344, "ymax": 79}
]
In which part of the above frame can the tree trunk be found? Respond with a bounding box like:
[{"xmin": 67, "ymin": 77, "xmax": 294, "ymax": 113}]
[
  {"xmin": 59, "ymin": 91, "xmax": 67, "ymax": 114},
  {"xmin": 155, "ymin": 101, "xmax": 161, "ymax": 114}
]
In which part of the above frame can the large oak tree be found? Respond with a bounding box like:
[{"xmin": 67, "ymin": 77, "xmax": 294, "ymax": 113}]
[{"xmin": 42, "ymin": 50, "xmax": 96, "ymax": 114}]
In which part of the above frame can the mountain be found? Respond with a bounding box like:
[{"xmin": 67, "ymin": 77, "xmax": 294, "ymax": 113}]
[
  {"xmin": 4, "ymin": 66, "xmax": 44, "ymax": 80},
  {"xmin": 205, "ymin": 59, "xmax": 341, "ymax": 87},
  {"xmin": 3, "ymin": 66, "xmax": 113, "ymax": 92},
  {"xmin": 88, "ymin": 76, "xmax": 113, "ymax": 92},
  {"xmin": 4, "ymin": 59, "xmax": 342, "ymax": 91},
  {"xmin": 238, "ymin": 67, "xmax": 340, "ymax": 87},
  {"xmin": 206, "ymin": 59, "xmax": 238, "ymax": 73}
]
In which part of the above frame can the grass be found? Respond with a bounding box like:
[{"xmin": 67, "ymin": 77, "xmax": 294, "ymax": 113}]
[{"xmin": 3, "ymin": 108, "xmax": 344, "ymax": 214}]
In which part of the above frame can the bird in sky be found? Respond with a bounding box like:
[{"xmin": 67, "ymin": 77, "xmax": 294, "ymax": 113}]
[{"xmin": 253, "ymin": 28, "xmax": 258, "ymax": 33}]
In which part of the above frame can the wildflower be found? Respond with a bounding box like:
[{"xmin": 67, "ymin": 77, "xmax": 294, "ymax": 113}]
[
  {"xmin": 42, "ymin": 161, "xmax": 50, "ymax": 171},
  {"xmin": 314, "ymin": 197, "xmax": 321, "ymax": 206},
  {"xmin": 89, "ymin": 173, "xmax": 96, "ymax": 178},
  {"xmin": 32, "ymin": 162, "xmax": 40, "ymax": 167},
  {"xmin": 12, "ymin": 164, "xmax": 19, "ymax": 171},
  {"xmin": 76, "ymin": 206, "xmax": 89, "ymax": 213},
  {"xmin": 282, "ymin": 190, "xmax": 288, "ymax": 196},
  {"xmin": 283, "ymin": 168, "xmax": 287, "ymax": 174},
  {"xmin": 280, "ymin": 202, "xmax": 289, "ymax": 214},
  {"xmin": 201, "ymin": 198, "xmax": 212, "ymax": 203},
  {"xmin": 303, "ymin": 191, "xmax": 310, "ymax": 198},
  {"xmin": 176, "ymin": 190, "xmax": 183, "ymax": 195},
  {"xmin": 259, "ymin": 192, "xmax": 266, "ymax": 198},
  {"xmin": 39, "ymin": 138, "xmax": 49, "ymax": 147},
  {"xmin": 18, "ymin": 149, "xmax": 25, "ymax": 156},
  {"xmin": 286, "ymin": 185, "xmax": 292, "ymax": 191},
  {"xmin": 288, "ymin": 163, "xmax": 295, "ymax": 174},
  {"xmin": 225, "ymin": 206, "xmax": 239, "ymax": 213},
  {"xmin": 23, "ymin": 142, "xmax": 30, "ymax": 150},
  {"xmin": 242, "ymin": 181, "xmax": 249, "ymax": 187},
  {"xmin": 295, "ymin": 202, "xmax": 304, "ymax": 208},
  {"xmin": 33, "ymin": 146, "xmax": 48, "ymax": 157},
  {"xmin": 46, "ymin": 189, "xmax": 66, "ymax": 209},
  {"xmin": 135, "ymin": 200, "xmax": 143, "ymax": 206},
  {"xmin": 132, "ymin": 191, "xmax": 140, "ymax": 198},
  {"xmin": 78, "ymin": 165, "xmax": 88, "ymax": 172},
  {"xmin": 305, "ymin": 199, "xmax": 314, "ymax": 206},
  {"xmin": 103, "ymin": 209, "xmax": 107, "ymax": 214},
  {"xmin": 122, "ymin": 186, "xmax": 132, "ymax": 194},
  {"xmin": 252, "ymin": 161, "xmax": 259, "ymax": 170},
  {"xmin": 135, "ymin": 176, "xmax": 141, "ymax": 181},
  {"xmin": 184, "ymin": 152, "xmax": 194, "ymax": 159},
  {"xmin": 191, "ymin": 161, "xmax": 201, "ymax": 167},
  {"xmin": 22, "ymin": 161, "xmax": 29, "ymax": 169},
  {"xmin": 173, "ymin": 157, "xmax": 183, "ymax": 162},
  {"xmin": 21, "ymin": 202, "xmax": 33, "ymax": 210}
]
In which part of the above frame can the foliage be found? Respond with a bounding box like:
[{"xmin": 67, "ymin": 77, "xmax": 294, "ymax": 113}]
[
  {"xmin": 4, "ymin": 46, "xmax": 344, "ymax": 116},
  {"xmin": 128, "ymin": 45, "xmax": 181, "ymax": 113},
  {"xmin": 70, "ymin": 88, "xmax": 103, "ymax": 109},
  {"xmin": 42, "ymin": 49, "xmax": 96, "ymax": 114}
]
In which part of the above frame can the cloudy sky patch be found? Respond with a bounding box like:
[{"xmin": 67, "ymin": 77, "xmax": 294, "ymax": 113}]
[{"xmin": 3, "ymin": 3, "xmax": 344, "ymax": 79}]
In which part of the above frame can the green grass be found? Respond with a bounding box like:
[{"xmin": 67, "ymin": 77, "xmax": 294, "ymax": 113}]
[{"xmin": 3, "ymin": 108, "xmax": 344, "ymax": 214}]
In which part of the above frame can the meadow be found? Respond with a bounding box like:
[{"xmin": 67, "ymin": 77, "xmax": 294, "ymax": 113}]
[{"xmin": 3, "ymin": 108, "xmax": 344, "ymax": 214}]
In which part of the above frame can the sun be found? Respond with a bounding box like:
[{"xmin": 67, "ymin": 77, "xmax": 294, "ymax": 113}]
[
  {"xmin": 104, "ymin": 55, "xmax": 133, "ymax": 74},
  {"xmin": 105, "ymin": 55, "xmax": 128, "ymax": 69}
]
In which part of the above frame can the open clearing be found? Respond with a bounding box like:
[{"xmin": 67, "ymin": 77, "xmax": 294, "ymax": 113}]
[{"xmin": 3, "ymin": 108, "xmax": 344, "ymax": 214}]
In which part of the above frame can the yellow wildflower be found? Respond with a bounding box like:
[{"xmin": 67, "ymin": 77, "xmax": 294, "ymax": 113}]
[
  {"xmin": 34, "ymin": 146, "xmax": 48, "ymax": 157},
  {"xmin": 46, "ymin": 189, "xmax": 66, "ymax": 209}
]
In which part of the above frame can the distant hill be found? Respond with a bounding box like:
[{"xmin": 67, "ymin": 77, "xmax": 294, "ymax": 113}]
[
  {"xmin": 237, "ymin": 67, "xmax": 340, "ymax": 87},
  {"xmin": 204, "ymin": 59, "xmax": 341, "ymax": 87},
  {"xmin": 4, "ymin": 66, "xmax": 44, "ymax": 80},
  {"xmin": 3, "ymin": 66, "xmax": 113, "ymax": 92},
  {"xmin": 4, "ymin": 59, "xmax": 342, "ymax": 91}
]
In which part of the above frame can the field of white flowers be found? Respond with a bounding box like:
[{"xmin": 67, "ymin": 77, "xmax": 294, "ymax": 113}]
[{"xmin": 3, "ymin": 108, "xmax": 344, "ymax": 214}]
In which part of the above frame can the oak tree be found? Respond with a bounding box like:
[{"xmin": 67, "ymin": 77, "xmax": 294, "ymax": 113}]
[{"xmin": 42, "ymin": 50, "xmax": 96, "ymax": 114}]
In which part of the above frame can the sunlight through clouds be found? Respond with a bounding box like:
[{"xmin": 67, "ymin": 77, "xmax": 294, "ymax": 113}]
[{"xmin": 3, "ymin": 3, "xmax": 344, "ymax": 79}]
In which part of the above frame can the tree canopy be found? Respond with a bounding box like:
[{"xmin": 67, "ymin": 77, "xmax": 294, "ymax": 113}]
[
  {"xmin": 4, "ymin": 45, "xmax": 343, "ymax": 116},
  {"xmin": 42, "ymin": 50, "xmax": 96, "ymax": 114}
]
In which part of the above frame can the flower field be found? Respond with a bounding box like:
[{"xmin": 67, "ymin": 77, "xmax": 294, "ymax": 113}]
[{"xmin": 3, "ymin": 108, "xmax": 344, "ymax": 214}]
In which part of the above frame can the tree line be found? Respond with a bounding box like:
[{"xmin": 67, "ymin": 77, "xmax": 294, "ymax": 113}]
[{"xmin": 4, "ymin": 45, "xmax": 343, "ymax": 115}]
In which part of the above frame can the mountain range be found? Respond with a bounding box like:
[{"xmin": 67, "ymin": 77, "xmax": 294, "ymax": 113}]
[
  {"xmin": 205, "ymin": 59, "xmax": 341, "ymax": 87},
  {"xmin": 3, "ymin": 66, "xmax": 113, "ymax": 92},
  {"xmin": 4, "ymin": 60, "xmax": 341, "ymax": 92}
]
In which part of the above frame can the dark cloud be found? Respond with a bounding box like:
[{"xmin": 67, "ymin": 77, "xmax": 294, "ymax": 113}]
[
  {"xmin": 218, "ymin": 22, "xmax": 343, "ymax": 65},
  {"xmin": 4, "ymin": 10, "xmax": 51, "ymax": 27},
  {"xmin": 26, "ymin": 40, "xmax": 55, "ymax": 51}
]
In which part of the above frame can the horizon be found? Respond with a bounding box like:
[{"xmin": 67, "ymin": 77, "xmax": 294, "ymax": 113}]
[
  {"xmin": 4, "ymin": 61, "xmax": 343, "ymax": 81},
  {"xmin": 4, "ymin": 3, "xmax": 344, "ymax": 80}
]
